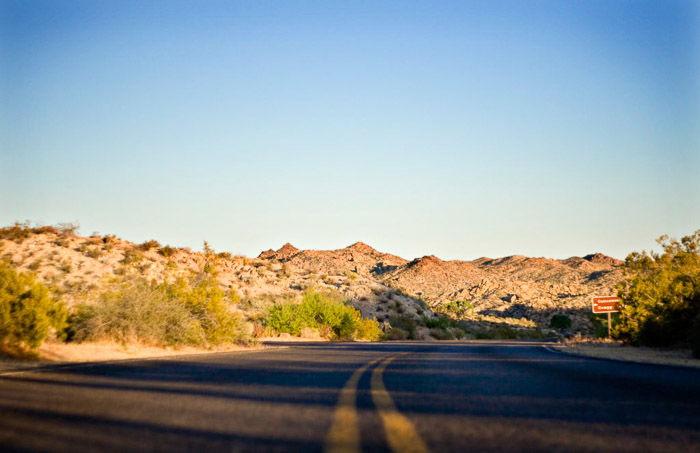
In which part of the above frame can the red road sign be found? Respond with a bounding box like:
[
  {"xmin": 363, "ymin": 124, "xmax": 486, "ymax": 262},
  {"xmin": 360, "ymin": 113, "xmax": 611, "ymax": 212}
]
[{"xmin": 592, "ymin": 296, "xmax": 620, "ymax": 313}]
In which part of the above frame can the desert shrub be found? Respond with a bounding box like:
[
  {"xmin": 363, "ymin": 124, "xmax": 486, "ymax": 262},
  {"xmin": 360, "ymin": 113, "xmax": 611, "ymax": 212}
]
[
  {"xmin": 31, "ymin": 225, "xmax": 60, "ymax": 235},
  {"xmin": 158, "ymin": 245, "xmax": 175, "ymax": 257},
  {"xmin": 53, "ymin": 236, "xmax": 70, "ymax": 247},
  {"xmin": 388, "ymin": 315, "xmax": 417, "ymax": 339},
  {"xmin": 279, "ymin": 263, "xmax": 291, "ymax": 278},
  {"xmin": 267, "ymin": 303, "xmax": 305, "ymax": 335},
  {"xmin": 423, "ymin": 315, "xmax": 457, "ymax": 330},
  {"xmin": 473, "ymin": 327, "xmax": 547, "ymax": 340},
  {"xmin": 615, "ymin": 230, "xmax": 700, "ymax": 348},
  {"xmin": 0, "ymin": 261, "xmax": 67, "ymax": 354},
  {"xmin": 334, "ymin": 312, "xmax": 357, "ymax": 340},
  {"xmin": 121, "ymin": 249, "xmax": 144, "ymax": 265},
  {"xmin": 355, "ymin": 317, "xmax": 382, "ymax": 341},
  {"xmin": 250, "ymin": 319, "xmax": 274, "ymax": 338},
  {"xmin": 266, "ymin": 292, "xmax": 380, "ymax": 340},
  {"xmin": 0, "ymin": 222, "xmax": 32, "ymax": 242},
  {"xmin": 588, "ymin": 312, "xmax": 617, "ymax": 338},
  {"xmin": 441, "ymin": 300, "xmax": 474, "ymax": 318},
  {"xmin": 549, "ymin": 314, "xmax": 572, "ymax": 330},
  {"xmin": 0, "ymin": 222, "xmax": 71, "ymax": 243},
  {"xmin": 85, "ymin": 247, "xmax": 103, "ymax": 259},
  {"xmin": 475, "ymin": 327, "xmax": 519, "ymax": 340},
  {"xmin": 58, "ymin": 261, "xmax": 72, "ymax": 273},
  {"xmin": 138, "ymin": 240, "xmax": 161, "ymax": 251},
  {"xmin": 69, "ymin": 275, "xmax": 251, "ymax": 347},
  {"xmin": 69, "ymin": 278, "xmax": 202, "ymax": 346},
  {"xmin": 55, "ymin": 222, "xmax": 79, "ymax": 235},
  {"xmin": 384, "ymin": 327, "xmax": 408, "ymax": 340},
  {"xmin": 164, "ymin": 276, "xmax": 246, "ymax": 345},
  {"xmin": 430, "ymin": 328, "xmax": 455, "ymax": 340}
]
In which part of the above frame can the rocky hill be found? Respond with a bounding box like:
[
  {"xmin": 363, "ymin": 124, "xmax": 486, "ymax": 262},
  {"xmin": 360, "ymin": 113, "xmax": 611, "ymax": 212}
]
[
  {"xmin": 0, "ymin": 224, "xmax": 624, "ymax": 336},
  {"xmin": 257, "ymin": 242, "xmax": 623, "ymax": 330}
]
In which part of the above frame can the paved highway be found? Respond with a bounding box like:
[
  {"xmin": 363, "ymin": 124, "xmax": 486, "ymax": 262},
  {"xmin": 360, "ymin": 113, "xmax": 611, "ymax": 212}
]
[{"xmin": 1, "ymin": 341, "xmax": 699, "ymax": 452}]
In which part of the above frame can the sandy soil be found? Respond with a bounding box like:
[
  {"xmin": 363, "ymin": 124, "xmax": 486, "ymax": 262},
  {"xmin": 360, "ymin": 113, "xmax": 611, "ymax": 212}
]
[
  {"xmin": 554, "ymin": 340, "xmax": 700, "ymax": 368},
  {"xmin": 0, "ymin": 341, "xmax": 265, "ymax": 373}
]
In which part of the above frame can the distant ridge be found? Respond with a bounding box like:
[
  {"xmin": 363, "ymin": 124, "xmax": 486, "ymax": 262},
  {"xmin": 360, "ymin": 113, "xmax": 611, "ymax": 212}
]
[{"xmin": 257, "ymin": 242, "xmax": 622, "ymax": 328}]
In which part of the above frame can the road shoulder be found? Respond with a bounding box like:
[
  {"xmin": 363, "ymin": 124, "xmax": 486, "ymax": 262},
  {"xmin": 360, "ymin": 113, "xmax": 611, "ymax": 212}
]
[
  {"xmin": 0, "ymin": 340, "xmax": 272, "ymax": 374},
  {"xmin": 547, "ymin": 341, "xmax": 700, "ymax": 369}
]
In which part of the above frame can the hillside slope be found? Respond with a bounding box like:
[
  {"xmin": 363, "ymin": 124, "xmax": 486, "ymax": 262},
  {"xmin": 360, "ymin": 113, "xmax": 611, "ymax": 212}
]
[{"xmin": 1, "ymin": 225, "xmax": 623, "ymax": 335}]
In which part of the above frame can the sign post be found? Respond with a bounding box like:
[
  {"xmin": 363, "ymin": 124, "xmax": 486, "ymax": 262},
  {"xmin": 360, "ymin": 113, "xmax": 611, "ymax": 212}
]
[{"xmin": 592, "ymin": 296, "xmax": 620, "ymax": 337}]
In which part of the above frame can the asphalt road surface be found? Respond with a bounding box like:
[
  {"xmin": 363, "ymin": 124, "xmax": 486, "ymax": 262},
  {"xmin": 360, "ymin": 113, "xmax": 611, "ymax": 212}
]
[{"xmin": 1, "ymin": 341, "xmax": 699, "ymax": 452}]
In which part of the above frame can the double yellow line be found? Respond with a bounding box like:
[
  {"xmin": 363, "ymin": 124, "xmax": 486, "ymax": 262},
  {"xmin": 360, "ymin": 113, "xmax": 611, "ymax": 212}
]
[{"xmin": 325, "ymin": 353, "xmax": 428, "ymax": 453}]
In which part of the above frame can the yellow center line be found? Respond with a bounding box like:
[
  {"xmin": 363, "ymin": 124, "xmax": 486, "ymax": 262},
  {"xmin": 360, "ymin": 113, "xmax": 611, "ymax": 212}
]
[
  {"xmin": 325, "ymin": 355, "xmax": 385, "ymax": 453},
  {"xmin": 371, "ymin": 353, "xmax": 429, "ymax": 453}
]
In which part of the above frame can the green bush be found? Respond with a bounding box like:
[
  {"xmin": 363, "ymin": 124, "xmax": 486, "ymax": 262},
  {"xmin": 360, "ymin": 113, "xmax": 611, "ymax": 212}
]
[
  {"xmin": 615, "ymin": 230, "xmax": 700, "ymax": 349},
  {"xmin": 0, "ymin": 261, "xmax": 67, "ymax": 354},
  {"xmin": 423, "ymin": 315, "xmax": 457, "ymax": 329},
  {"xmin": 69, "ymin": 275, "xmax": 251, "ymax": 347},
  {"xmin": 266, "ymin": 303, "xmax": 304, "ymax": 335},
  {"xmin": 266, "ymin": 292, "xmax": 381, "ymax": 340},
  {"xmin": 549, "ymin": 314, "xmax": 572, "ymax": 330},
  {"xmin": 441, "ymin": 300, "xmax": 474, "ymax": 318},
  {"xmin": 473, "ymin": 327, "xmax": 547, "ymax": 340}
]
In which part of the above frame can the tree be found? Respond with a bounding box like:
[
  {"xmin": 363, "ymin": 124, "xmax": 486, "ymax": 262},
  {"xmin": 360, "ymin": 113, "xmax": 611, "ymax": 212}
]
[{"xmin": 615, "ymin": 230, "xmax": 700, "ymax": 356}]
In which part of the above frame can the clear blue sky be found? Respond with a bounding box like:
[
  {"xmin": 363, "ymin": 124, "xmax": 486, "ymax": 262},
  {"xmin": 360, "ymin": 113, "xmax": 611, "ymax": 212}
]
[{"xmin": 1, "ymin": 0, "xmax": 698, "ymax": 260}]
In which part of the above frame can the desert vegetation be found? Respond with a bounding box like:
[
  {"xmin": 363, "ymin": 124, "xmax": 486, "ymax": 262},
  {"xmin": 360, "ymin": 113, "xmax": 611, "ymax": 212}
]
[
  {"xmin": 265, "ymin": 291, "xmax": 381, "ymax": 340},
  {"xmin": 68, "ymin": 274, "xmax": 251, "ymax": 347},
  {"xmin": 0, "ymin": 260, "xmax": 67, "ymax": 356},
  {"xmin": 615, "ymin": 230, "xmax": 700, "ymax": 357},
  {"xmin": 5, "ymin": 221, "xmax": 697, "ymax": 357}
]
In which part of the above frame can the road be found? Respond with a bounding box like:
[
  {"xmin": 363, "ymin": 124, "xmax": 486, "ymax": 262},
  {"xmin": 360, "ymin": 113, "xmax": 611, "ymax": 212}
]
[{"xmin": 1, "ymin": 341, "xmax": 699, "ymax": 452}]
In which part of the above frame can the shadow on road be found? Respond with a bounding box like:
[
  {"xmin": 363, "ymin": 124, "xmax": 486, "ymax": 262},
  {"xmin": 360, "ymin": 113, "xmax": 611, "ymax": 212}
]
[{"xmin": 1, "ymin": 341, "xmax": 699, "ymax": 452}]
